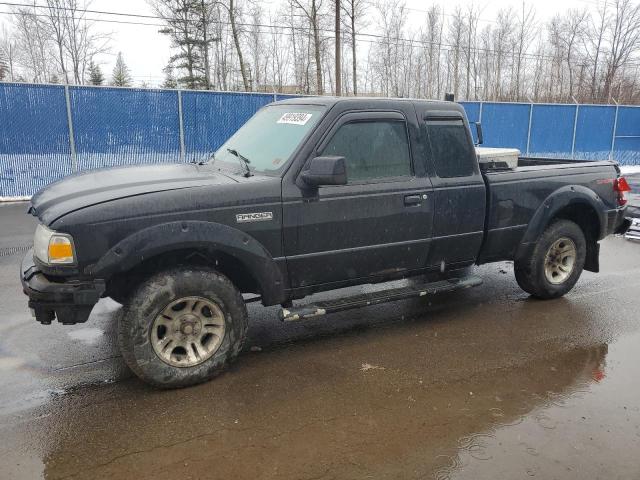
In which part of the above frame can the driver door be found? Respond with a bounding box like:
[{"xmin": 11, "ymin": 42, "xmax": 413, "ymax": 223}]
[{"xmin": 282, "ymin": 110, "xmax": 434, "ymax": 289}]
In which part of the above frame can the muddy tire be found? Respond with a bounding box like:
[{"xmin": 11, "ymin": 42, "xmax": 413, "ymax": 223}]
[
  {"xmin": 118, "ymin": 267, "xmax": 248, "ymax": 388},
  {"xmin": 514, "ymin": 219, "xmax": 586, "ymax": 299}
]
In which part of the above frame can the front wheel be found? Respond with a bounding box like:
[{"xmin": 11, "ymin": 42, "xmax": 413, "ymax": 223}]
[
  {"xmin": 118, "ymin": 267, "xmax": 248, "ymax": 388},
  {"xmin": 514, "ymin": 219, "xmax": 586, "ymax": 299}
]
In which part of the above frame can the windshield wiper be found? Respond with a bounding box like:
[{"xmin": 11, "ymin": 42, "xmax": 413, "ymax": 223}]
[{"xmin": 227, "ymin": 148, "xmax": 253, "ymax": 177}]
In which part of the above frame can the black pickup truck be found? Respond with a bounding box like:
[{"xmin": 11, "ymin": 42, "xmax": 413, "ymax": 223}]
[{"xmin": 21, "ymin": 97, "xmax": 631, "ymax": 387}]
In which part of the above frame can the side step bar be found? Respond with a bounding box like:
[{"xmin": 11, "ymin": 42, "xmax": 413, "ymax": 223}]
[{"xmin": 279, "ymin": 276, "xmax": 483, "ymax": 322}]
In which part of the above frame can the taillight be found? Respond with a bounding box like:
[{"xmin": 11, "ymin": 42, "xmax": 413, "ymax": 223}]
[{"xmin": 614, "ymin": 177, "xmax": 631, "ymax": 206}]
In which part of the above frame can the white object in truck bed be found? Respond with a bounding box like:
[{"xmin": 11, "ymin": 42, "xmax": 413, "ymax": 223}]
[{"xmin": 476, "ymin": 147, "xmax": 520, "ymax": 169}]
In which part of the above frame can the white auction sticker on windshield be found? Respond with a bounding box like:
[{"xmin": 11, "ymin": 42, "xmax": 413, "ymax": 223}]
[{"xmin": 277, "ymin": 112, "xmax": 313, "ymax": 125}]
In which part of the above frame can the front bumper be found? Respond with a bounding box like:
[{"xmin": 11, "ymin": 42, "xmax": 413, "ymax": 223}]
[{"xmin": 21, "ymin": 249, "xmax": 105, "ymax": 325}]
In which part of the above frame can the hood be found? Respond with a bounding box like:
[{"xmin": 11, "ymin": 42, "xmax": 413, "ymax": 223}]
[{"xmin": 31, "ymin": 163, "xmax": 236, "ymax": 225}]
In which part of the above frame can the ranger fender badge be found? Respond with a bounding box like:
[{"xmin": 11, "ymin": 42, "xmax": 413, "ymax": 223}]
[{"xmin": 236, "ymin": 212, "xmax": 273, "ymax": 223}]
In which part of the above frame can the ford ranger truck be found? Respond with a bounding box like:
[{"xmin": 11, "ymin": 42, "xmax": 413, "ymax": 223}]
[{"xmin": 21, "ymin": 97, "xmax": 631, "ymax": 388}]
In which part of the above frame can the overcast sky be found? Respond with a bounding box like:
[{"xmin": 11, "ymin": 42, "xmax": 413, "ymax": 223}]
[{"xmin": 1, "ymin": 0, "xmax": 604, "ymax": 86}]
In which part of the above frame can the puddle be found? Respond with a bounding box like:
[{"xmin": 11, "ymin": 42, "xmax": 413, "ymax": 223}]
[
  {"xmin": 437, "ymin": 332, "xmax": 640, "ymax": 480},
  {"xmin": 0, "ymin": 387, "xmax": 67, "ymax": 418}
]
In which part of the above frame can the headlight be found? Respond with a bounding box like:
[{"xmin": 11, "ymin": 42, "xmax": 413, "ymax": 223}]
[{"xmin": 34, "ymin": 224, "xmax": 76, "ymax": 265}]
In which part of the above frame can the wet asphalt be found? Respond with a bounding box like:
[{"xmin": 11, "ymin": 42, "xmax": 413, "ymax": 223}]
[{"xmin": 1, "ymin": 201, "xmax": 640, "ymax": 479}]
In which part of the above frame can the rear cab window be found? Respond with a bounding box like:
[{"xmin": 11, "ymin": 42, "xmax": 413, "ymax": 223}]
[{"xmin": 424, "ymin": 118, "xmax": 476, "ymax": 178}]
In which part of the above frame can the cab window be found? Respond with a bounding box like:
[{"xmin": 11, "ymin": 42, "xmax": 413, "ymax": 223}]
[
  {"xmin": 321, "ymin": 120, "xmax": 412, "ymax": 182},
  {"xmin": 425, "ymin": 119, "xmax": 475, "ymax": 178}
]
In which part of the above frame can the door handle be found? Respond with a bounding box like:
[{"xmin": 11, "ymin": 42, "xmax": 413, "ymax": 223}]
[{"xmin": 404, "ymin": 194, "xmax": 426, "ymax": 206}]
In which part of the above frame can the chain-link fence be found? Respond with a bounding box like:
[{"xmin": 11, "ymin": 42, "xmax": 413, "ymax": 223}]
[
  {"xmin": 1, "ymin": 82, "xmax": 639, "ymax": 199},
  {"xmin": 460, "ymin": 101, "xmax": 640, "ymax": 164}
]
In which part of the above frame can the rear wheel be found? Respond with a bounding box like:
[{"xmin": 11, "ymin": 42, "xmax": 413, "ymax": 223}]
[
  {"xmin": 118, "ymin": 267, "xmax": 248, "ymax": 388},
  {"xmin": 515, "ymin": 220, "xmax": 586, "ymax": 299}
]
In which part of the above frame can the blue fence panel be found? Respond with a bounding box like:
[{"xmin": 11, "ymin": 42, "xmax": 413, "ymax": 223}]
[
  {"xmin": 460, "ymin": 102, "xmax": 481, "ymax": 143},
  {"xmin": 573, "ymin": 105, "xmax": 615, "ymax": 160},
  {"xmin": 529, "ymin": 104, "xmax": 576, "ymax": 158},
  {"xmin": 614, "ymin": 106, "xmax": 640, "ymax": 166},
  {"xmin": 182, "ymin": 91, "xmax": 273, "ymax": 161},
  {"xmin": 460, "ymin": 102, "xmax": 481, "ymax": 123},
  {"xmin": 480, "ymin": 103, "xmax": 530, "ymax": 152},
  {"xmin": 3, "ymin": 82, "xmax": 640, "ymax": 199},
  {"xmin": 0, "ymin": 83, "xmax": 73, "ymax": 197},
  {"xmin": 70, "ymin": 87, "xmax": 181, "ymax": 170}
]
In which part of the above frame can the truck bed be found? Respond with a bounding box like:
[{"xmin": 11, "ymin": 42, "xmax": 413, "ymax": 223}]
[{"xmin": 478, "ymin": 157, "xmax": 621, "ymax": 264}]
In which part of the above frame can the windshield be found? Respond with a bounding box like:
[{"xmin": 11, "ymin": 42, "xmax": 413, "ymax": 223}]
[{"xmin": 212, "ymin": 104, "xmax": 325, "ymax": 175}]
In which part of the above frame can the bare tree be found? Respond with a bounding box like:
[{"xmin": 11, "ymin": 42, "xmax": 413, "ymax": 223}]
[
  {"xmin": 371, "ymin": 0, "xmax": 409, "ymax": 97},
  {"xmin": 246, "ymin": 3, "xmax": 266, "ymax": 90},
  {"xmin": 0, "ymin": 25, "xmax": 17, "ymax": 81},
  {"xmin": 333, "ymin": 0, "xmax": 340, "ymax": 95},
  {"xmin": 291, "ymin": 0, "xmax": 325, "ymax": 94},
  {"xmin": 493, "ymin": 9, "xmax": 515, "ymax": 100},
  {"xmin": 587, "ymin": 1, "xmax": 608, "ymax": 100},
  {"xmin": 213, "ymin": 0, "xmax": 249, "ymax": 90},
  {"xmin": 463, "ymin": 3, "xmax": 481, "ymax": 100},
  {"xmin": 417, "ymin": 5, "xmax": 443, "ymax": 99},
  {"xmin": 0, "ymin": 46, "xmax": 6, "ymax": 81},
  {"xmin": 446, "ymin": 7, "xmax": 464, "ymax": 98},
  {"xmin": 340, "ymin": 0, "xmax": 366, "ymax": 95},
  {"xmin": 512, "ymin": 2, "xmax": 535, "ymax": 101},
  {"xmin": 558, "ymin": 9, "xmax": 589, "ymax": 100},
  {"xmin": 3, "ymin": 0, "xmax": 640, "ymax": 104},
  {"xmin": 63, "ymin": 1, "xmax": 111, "ymax": 84},
  {"xmin": 42, "ymin": 0, "xmax": 70, "ymax": 83},
  {"xmin": 9, "ymin": 0, "xmax": 109, "ymax": 85},
  {"xmin": 11, "ymin": 6, "xmax": 57, "ymax": 83},
  {"xmin": 602, "ymin": 0, "xmax": 640, "ymax": 101},
  {"xmin": 270, "ymin": 13, "xmax": 292, "ymax": 92}
]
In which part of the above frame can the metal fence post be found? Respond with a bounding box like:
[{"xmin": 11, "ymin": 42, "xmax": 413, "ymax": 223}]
[
  {"xmin": 177, "ymin": 90, "xmax": 186, "ymax": 162},
  {"xmin": 478, "ymin": 101, "xmax": 484, "ymax": 124},
  {"xmin": 64, "ymin": 85, "xmax": 77, "ymax": 172},
  {"xmin": 571, "ymin": 101, "xmax": 579, "ymax": 159},
  {"xmin": 610, "ymin": 98, "xmax": 619, "ymax": 161},
  {"xmin": 526, "ymin": 102, "xmax": 533, "ymax": 155}
]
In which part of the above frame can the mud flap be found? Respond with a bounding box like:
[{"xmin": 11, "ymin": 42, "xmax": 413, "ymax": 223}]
[{"xmin": 584, "ymin": 241, "xmax": 600, "ymax": 273}]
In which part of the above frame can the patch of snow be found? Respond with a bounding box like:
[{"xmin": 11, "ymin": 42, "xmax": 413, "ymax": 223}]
[
  {"xmin": 361, "ymin": 363, "xmax": 385, "ymax": 372},
  {"xmin": 67, "ymin": 327, "xmax": 104, "ymax": 345},
  {"xmin": 621, "ymin": 166, "xmax": 640, "ymax": 175},
  {"xmin": 0, "ymin": 196, "xmax": 30, "ymax": 203}
]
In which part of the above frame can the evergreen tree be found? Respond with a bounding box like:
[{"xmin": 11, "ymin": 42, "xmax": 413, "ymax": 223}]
[
  {"xmin": 88, "ymin": 60, "xmax": 104, "ymax": 85},
  {"xmin": 162, "ymin": 64, "xmax": 178, "ymax": 88},
  {"xmin": 151, "ymin": 0, "xmax": 213, "ymax": 90},
  {"xmin": 111, "ymin": 52, "xmax": 132, "ymax": 87}
]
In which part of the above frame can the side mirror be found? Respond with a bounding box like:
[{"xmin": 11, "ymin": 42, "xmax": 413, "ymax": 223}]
[
  {"xmin": 301, "ymin": 156, "xmax": 347, "ymax": 187},
  {"xmin": 475, "ymin": 122, "xmax": 484, "ymax": 145}
]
